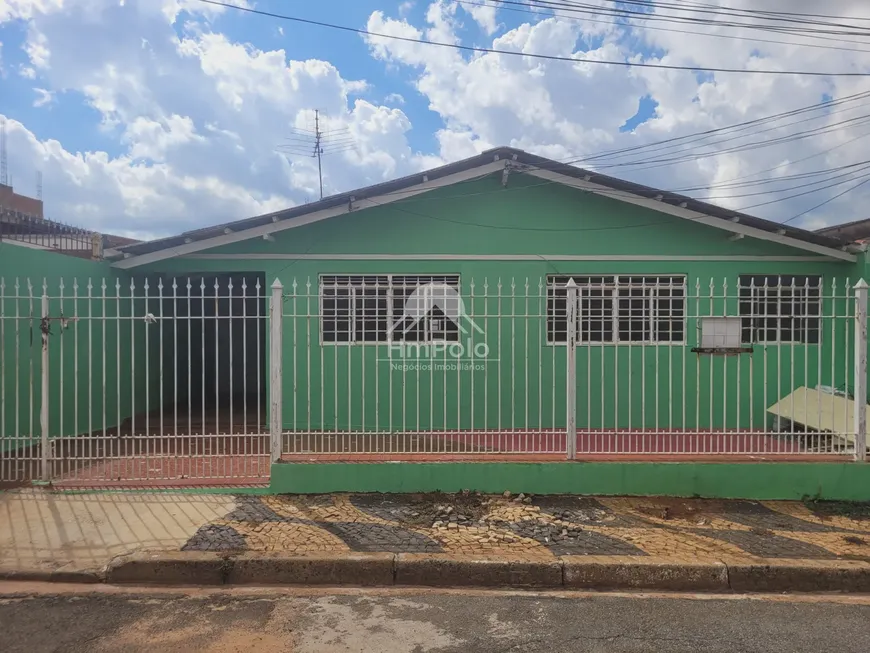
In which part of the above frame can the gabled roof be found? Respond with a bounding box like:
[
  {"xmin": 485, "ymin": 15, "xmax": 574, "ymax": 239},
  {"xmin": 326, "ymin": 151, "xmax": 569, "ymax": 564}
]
[
  {"xmin": 816, "ymin": 217, "xmax": 870, "ymax": 243},
  {"xmin": 111, "ymin": 146, "xmax": 857, "ymax": 268}
]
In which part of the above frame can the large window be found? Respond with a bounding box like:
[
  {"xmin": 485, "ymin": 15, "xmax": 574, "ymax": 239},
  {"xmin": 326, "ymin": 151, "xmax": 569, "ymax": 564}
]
[
  {"xmin": 547, "ymin": 275, "xmax": 686, "ymax": 344},
  {"xmin": 739, "ymin": 275, "xmax": 821, "ymax": 344},
  {"xmin": 321, "ymin": 275, "xmax": 461, "ymax": 343}
]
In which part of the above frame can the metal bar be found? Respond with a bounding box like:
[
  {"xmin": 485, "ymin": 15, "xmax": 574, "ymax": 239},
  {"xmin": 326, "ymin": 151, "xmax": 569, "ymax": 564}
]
[
  {"xmin": 228, "ymin": 277, "xmax": 234, "ymax": 436},
  {"xmin": 243, "ymin": 279, "xmax": 249, "ymax": 435},
  {"xmin": 270, "ymin": 279, "xmax": 284, "ymax": 463},
  {"xmin": 0, "ymin": 278, "xmax": 5, "ymax": 476},
  {"xmin": 130, "ymin": 278, "xmax": 136, "ymax": 441},
  {"xmin": 144, "ymin": 278, "xmax": 150, "ymax": 476},
  {"xmin": 854, "ymin": 279, "xmax": 868, "ymax": 461},
  {"xmin": 101, "ymin": 279, "xmax": 106, "ymax": 440},
  {"xmin": 187, "ymin": 279, "xmax": 192, "ymax": 442},
  {"xmin": 214, "ymin": 278, "xmax": 220, "ymax": 439},
  {"xmin": 565, "ymin": 280, "xmax": 578, "ymax": 460},
  {"xmin": 256, "ymin": 278, "xmax": 262, "ymax": 434},
  {"xmin": 40, "ymin": 284, "xmax": 49, "ymax": 482}
]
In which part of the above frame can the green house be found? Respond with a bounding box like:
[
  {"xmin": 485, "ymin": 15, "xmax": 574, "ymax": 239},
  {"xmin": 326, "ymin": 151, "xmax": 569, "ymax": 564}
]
[{"xmin": 3, "ymin": 147, "xmax": 869, "ymax": 484}]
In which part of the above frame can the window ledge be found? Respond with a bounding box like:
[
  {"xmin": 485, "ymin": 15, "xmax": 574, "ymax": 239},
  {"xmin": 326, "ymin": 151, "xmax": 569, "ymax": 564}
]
[{"xmin": 691, "ymin": 347, "xmax": 755, "ymax": 355}]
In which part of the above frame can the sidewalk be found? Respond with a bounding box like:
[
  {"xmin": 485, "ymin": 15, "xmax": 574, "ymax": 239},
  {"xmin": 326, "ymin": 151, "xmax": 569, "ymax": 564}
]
[{"xmin": 1, "ymin": 488, "xmax": 869, "ymax": 592}]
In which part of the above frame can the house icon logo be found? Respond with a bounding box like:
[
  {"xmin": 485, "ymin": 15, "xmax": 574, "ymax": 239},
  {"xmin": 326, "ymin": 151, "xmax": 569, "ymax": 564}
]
[{"xmin": 389, "ymin": 282, "xmax": 484, "ymax": 339}]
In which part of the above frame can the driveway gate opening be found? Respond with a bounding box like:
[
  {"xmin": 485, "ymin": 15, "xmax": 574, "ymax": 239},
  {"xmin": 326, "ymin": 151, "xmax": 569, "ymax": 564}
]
[{"xmin": 0, "ymin": 274, "xmax": 270, "ymax": 485}]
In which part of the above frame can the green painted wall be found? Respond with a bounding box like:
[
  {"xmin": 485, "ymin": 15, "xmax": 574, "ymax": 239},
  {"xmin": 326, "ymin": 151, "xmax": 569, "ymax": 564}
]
[
  {"xmin": 270, "ymin": 461, "xmax": 870, "ymax": 500},
  {"xmin": 0, "ymin": 243, "xmax": 147, "ymax": 450},
  {"xmin": 138, "ymin": 172, "xmax": 862, "ymax": 435}
]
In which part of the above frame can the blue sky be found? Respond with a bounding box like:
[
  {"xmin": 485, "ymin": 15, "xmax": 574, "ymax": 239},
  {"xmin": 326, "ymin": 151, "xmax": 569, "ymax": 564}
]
[{"xmin": 0, "ymin": 0, "xmax": 868, "ymax": 237}]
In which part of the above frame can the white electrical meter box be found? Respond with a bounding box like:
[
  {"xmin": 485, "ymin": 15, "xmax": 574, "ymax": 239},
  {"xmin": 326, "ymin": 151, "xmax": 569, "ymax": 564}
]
[{"xmin": 699, "ymin": 317, "xmax": 743, "ymax": 349}]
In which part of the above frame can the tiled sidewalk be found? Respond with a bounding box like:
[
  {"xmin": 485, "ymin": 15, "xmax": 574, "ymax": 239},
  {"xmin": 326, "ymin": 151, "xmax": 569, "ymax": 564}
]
[{"xmin": 182, "ymin": 493, "xmax": 870, "ymax": 564}]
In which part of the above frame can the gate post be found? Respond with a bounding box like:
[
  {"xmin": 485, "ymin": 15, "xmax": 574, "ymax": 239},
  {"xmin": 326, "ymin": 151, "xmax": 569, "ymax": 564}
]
[
  {"xmin": 854, "ymin": 279, "xmax": 868, "ymax": 462},
  {"xmin": 565, "ymin": 280, "xmax": 578, "ymax": 460},
  {"xmin": 269, "ymin": 279, "xmax": 284, "ymax": 464},
  {"xmin": 40, "ymin": 286, "xmax": 50, "ymax": 481}
]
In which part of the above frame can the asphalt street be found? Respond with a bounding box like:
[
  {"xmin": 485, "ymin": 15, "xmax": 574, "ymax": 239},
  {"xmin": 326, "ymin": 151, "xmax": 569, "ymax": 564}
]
[{"xmin": 1, "ymin": 585, "xmax": 869, "ymax": 652}]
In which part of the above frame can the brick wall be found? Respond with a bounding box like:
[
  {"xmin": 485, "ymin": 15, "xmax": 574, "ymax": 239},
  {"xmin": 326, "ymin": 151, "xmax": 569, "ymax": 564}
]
[{"xmin": 0, "ymin": 184, "xmax": 44, "ymax": 218}]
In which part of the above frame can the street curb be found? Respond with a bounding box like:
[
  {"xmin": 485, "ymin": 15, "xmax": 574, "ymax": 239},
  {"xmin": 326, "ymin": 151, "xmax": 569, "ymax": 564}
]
[
  {"xmin": 7, "ymin": 553, "xmax": 870, "ymax": 593},
  {"xmin": 227, "ymin": 552, "xmax": 395, "ymax": 586},
  {"xmin": 0, "ymin": 566, "xmax": 104, "ymax": 584},
  {"xmin": 727, "ymin": 561, "xmax": 870, "ymax": 593},
  {"xmin": 105, "ymin": 552, "xmax": 229, "ymax": 586},
  {"xmin": 395, "ymin": 554, "xmax": 563, "ymax": 588},
  {"xmin": 563, "ymin": 558, "xmax": 730, "ymax": 592}
]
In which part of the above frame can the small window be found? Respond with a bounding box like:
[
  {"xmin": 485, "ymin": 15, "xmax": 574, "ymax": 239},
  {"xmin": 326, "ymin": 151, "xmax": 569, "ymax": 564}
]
[
  {"xmin": 320, "ymin": 274, "xmax": 461, "ymax": 343},
  {"xmin": 547, "ymin": 275, "xmax": 686, "ymax": 344},
  {"xmin": 738, "ymin": 275, "xmax": 821, "ymax": 344}
]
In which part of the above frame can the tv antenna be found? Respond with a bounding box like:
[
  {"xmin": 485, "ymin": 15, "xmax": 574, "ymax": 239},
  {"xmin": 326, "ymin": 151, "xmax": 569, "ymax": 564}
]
[
  {"xmin": 277, "ymin": 109, "xmax": 356, "ymax": 200},
  {"xmin": 1, "ymin": 118, "xmax": 8, "ymax": 186}
]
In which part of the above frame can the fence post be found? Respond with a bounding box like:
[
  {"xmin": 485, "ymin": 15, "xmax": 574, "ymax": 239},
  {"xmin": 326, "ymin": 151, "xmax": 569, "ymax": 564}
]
[
  {"xmin": 40, "ymin": 287, "xmax": 50, "ymax": 482},
  {"xmin": 270, "ymin": 279, "xmax": 284, "ymax": 464},
  {"xmin": 565, "ymin": 280, "xmax": 578, "ymax": 460},
  {"xmin": 854, "ymin": 279, "xmax": 868, "ymax": 462}
]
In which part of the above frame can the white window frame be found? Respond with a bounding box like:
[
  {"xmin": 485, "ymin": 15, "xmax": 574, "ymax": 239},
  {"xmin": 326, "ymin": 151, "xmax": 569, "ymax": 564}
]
[
  {"xmin": 319, "ymin": 273, "xmax": 462, "ymax": 345},
  {"xmin": 738, "ymin": 274, "xmax": 822, "ymax": 345},
  {"xmin": 547, "ymin": 274, "xmax": 687, "ymax": 345}
]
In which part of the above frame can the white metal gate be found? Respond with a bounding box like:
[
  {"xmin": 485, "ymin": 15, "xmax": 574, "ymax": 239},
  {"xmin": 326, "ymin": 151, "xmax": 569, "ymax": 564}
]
[{"xmin": 0, "ymin": 275, "xmax": 271, "ymax": 485}]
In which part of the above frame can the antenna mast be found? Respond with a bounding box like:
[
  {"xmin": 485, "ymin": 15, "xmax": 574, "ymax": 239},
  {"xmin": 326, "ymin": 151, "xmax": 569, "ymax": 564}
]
[
  {"xmin": 314, "ymin": 110, "xmax": 324, "ymax": 200},
  {"xmin": 278, "ymin": 110, "xmax": 355, "ymax": 200},
  {"xmin": 1, "ymin": 118, "xmax": 8, "ymax": 186}
]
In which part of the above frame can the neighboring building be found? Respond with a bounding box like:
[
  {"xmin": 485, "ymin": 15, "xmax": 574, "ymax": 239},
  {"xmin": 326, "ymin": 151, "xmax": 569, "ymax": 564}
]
[
  {"xmin": 816, "ymin": 218, "xmax": 870, "ymax": 244},
  {"xmin": 0, "ymin": 208, "xmax": 139, "ymax": 257},
  {"xmin": 0, "ymin": 183, "xmax": 43, "ymax": 218}
]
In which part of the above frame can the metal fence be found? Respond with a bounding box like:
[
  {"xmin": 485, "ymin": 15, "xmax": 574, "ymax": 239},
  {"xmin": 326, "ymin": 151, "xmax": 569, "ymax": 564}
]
[
  {"xmin": 1, "ymin": 273, "xmax": 867, "ymax": 486},
  {"xmin": 0, "ymin": 209, "xmax": 97, "ymax": 256},
  {"xmin": 275, "ymin": 275, "xmax": 869, "ymax": 461},
  {"xmin": 0, "ymin": 275, "xmax": 270, "ymax": 484}
]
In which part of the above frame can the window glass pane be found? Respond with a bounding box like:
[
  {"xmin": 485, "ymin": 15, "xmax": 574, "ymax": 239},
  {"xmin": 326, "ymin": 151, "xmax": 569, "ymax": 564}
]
[
  {"xmin": 548, "ymin": 275, "xmax": 685, "ymax": 343},
  {"xmin": 739, "ymin": 275, "xmax": 821, "ymax": 343},
  {"xmin": 322, "ymin": 286, "xmax": 351, "ymax": 342}
]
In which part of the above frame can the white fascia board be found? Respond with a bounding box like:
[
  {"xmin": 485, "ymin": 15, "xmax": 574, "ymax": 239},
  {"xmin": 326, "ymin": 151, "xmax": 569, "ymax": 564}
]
[
  {"xmin": 183, "ymin": 253, "xmax": 835, "ymax": 262},
  {"xmin": 0, "ymin": 239, "xmax": 55, "ymax": 251},
  {"xmin": 113, "ymin": 160, "xmax": 506, "ymax": 269},
  {"xmin": 527, "ymin": 168, "xmax": 856, "ymax": 263}
]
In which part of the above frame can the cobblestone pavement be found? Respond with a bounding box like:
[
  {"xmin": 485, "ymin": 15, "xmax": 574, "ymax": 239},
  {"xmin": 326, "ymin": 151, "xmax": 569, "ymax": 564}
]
[{"xmin": 182, "ymin": 493, "xmax": 870, "ymax": 562}]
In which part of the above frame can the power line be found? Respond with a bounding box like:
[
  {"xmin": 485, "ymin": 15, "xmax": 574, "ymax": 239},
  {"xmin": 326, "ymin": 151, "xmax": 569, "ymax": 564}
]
[
  {"xmin": 782, "ymin": 176, "xmax": 870, "ymax": 225},
  {"xmin": 591, "ymin": 0, "xmax": 870, "ymax": 28},
  {"xmin": 528, "ymin": 0, "xmax": 870, "ymax": 39},
  {"xmin": 452, "ymin": 0, "xmax": 870, "ymax": 54},
  {"xmin": 197, "ymin": 0, "xmax": 870, "ymax": 77}
]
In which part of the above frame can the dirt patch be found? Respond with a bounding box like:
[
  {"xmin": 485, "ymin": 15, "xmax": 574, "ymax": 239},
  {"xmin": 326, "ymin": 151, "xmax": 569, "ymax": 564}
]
[
  {"xmin": 843, "ymin": 535, "xmax": 868, "ymax": 546},
  {"xmin": 349, "ymin": 492, "xmax": 488, "ymax": 527},
  {"xmin": 633, "ymin": 497, "xmax": 733, "ymax": 521},
  {"xmin": 804, "ymin": 501, "xmax": 870, "ymax": 522}
]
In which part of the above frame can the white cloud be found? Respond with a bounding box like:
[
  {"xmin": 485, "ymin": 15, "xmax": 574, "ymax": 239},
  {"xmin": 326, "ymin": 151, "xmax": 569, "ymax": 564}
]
[
  {"xmin": 363, "ymin": 1, "xmax": 870, "ymax": 229},
  {"xmin": 461, "ymin": 1, "xmax": 499, "ymax": 36},
  {"xmin": 32, "ymin": 86, "xmax": 54, "ymax": 107},
  {"xmin": 3, "ymin": 0, "xmax": 870, "ymax": 239},
  {"xmin": 0, "ymin": 0, "xmax": 427, "ymax": 237},
  {"xmin": 399, "ymin": 2, "xmax": 415, "ymax": 18}
]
